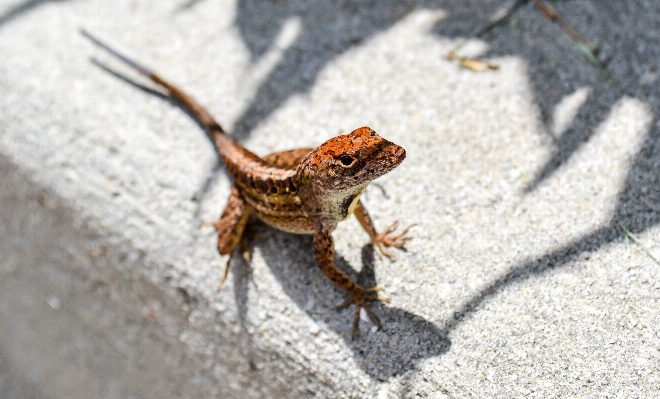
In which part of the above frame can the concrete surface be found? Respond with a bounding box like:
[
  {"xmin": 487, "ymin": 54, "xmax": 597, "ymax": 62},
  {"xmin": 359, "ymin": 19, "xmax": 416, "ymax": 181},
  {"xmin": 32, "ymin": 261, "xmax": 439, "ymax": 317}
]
[{"xmin": 1, "ymin": 0, "xmax": 659, "ymax": 397}]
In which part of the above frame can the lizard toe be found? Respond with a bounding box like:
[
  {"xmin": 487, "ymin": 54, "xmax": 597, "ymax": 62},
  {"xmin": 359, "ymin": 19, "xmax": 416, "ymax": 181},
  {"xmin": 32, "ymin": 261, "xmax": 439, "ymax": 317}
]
[
  {"xmin": 372, "ymin": 222, "xmax": 416, "ymax": 260},
  {"xmin": 336, "ymin": 287, "xmax": 388, "ymax": 340}
]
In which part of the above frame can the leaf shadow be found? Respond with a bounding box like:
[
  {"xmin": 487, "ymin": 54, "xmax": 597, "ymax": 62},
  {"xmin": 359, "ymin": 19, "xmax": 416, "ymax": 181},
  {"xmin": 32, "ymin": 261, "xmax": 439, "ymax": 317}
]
[
  {"xmin": 229, "ymin": 0, "xmax": 421, "ymax": 140},
  {"xmin": 231, "ymin": 0, "xmax": 658, "ymax": 190},
  {"xmin": 442, "ymin": 123, "xmax": 660, "ymax": 333},
  {"xmin": 0, "ymin": 0, "xmax": 72, "ymax": 26},
  {"xmin": 227, "ymin": 0, "xmax": 660, "ymax": 382},
  {"xmin": 174, "ymin": 0, "xmax": 205, "ymax": 13},
  {"xmin": 431, "ymin": 0, "xmax": 660, "ymax": 191},
  {"xmin": 229, "ymin": 1, "xmax": 660, "ymax": 384}
]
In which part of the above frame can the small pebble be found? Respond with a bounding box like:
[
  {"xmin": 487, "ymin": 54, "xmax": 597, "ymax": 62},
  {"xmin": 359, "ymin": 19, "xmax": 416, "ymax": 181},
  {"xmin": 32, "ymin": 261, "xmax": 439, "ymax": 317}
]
[
  {"xmin": 47, "ymin": 296, "xmax": 61, "ymax": 310},
  {"xmin": 360, "ymin": 308, "xmax": 369, "ymax": 323}
]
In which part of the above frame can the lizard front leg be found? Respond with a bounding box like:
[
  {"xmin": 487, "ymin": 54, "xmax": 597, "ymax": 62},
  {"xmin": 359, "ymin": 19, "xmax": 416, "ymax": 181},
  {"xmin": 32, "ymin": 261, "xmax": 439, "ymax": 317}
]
[
  {"xmin": 313, "ymin": 230, "xmax": 388, "ymax": 340},
  {"xmin": 354, "ymin": 200, "xmax": 414, "ymax": 260},
  {"xmin": 213, "ymin": 185, "xmax": 252, "ymax": 289}
]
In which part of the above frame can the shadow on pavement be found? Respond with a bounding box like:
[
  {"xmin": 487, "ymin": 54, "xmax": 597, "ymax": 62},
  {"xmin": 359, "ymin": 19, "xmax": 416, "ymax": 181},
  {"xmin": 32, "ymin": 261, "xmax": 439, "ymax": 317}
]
[
  {"xmin": 430, "ymin": 0, "xmax": 660, "ymax": 331},
  {"xmin": 227, "ymin": 0, "xmax": 659, "ymax": 379},
  {"xmin": 247, "ymin": 227, "xmax": 450, "ymax": 380},
  {"xmin": 91, "ymin": 0, "xmax": 658, "ymax": 381},
  {"xmin": 0, "ymin": 0, "xmax": 71, "ymax": 26}
]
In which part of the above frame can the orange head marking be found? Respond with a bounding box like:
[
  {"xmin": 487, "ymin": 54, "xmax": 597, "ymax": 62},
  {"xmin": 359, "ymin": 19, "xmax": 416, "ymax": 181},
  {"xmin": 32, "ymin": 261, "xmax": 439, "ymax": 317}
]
[{"xmin": 298, "ymin": 126, "xmax": 406, "ymax": 191}]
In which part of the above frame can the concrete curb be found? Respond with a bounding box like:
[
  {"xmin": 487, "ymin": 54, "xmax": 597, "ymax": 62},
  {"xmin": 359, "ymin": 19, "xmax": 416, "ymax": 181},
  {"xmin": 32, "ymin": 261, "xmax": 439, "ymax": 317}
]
[{"xmin": 1, "ymin": 1, "xmax": 659, "ymax": 398}]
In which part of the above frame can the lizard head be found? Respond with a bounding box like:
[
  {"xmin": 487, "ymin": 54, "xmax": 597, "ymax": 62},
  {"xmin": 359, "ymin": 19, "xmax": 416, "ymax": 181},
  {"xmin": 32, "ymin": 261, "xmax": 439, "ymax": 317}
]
[{"xmin": 297, "ymin": 126, "xmax": 406, "ymax": 192}]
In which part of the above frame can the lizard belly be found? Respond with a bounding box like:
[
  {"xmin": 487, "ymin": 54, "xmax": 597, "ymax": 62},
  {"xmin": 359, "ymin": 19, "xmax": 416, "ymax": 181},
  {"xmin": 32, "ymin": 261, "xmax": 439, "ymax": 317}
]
[
  {"xmin": 255, "ymin": 211, "xmax": 316, "ymax": 234},
  {"xmin": 241, "ymin": 188, "xmax": 315, "ymax": 234}
]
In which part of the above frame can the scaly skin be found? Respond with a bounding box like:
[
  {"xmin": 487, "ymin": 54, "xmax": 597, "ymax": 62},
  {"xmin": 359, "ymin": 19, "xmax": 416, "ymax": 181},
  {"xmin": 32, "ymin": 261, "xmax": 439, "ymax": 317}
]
[{"xmin": 82, "ymin": 30, "xmax": 412, "ymax": 340}]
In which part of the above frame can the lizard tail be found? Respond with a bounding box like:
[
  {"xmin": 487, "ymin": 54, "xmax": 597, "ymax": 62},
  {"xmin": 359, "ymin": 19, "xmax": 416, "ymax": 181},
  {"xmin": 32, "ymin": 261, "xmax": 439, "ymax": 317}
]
[{"xmin": 80, "ymin": 29, "xmax": 231, "ymax": 147}]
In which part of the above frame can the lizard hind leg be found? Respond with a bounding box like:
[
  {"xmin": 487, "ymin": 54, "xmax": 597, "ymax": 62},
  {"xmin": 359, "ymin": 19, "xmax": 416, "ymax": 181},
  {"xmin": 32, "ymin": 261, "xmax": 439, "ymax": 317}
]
[
  {"xmin": 216, "ymin": 227, "xmax": 256, "ymax": 291},
  {"xmin": 217, "ymin": 252, "xmax": 235, "ymax": 290},
  {"xmin": 211, "ymin": 186, "xmax": 252, "ymax": 291}
]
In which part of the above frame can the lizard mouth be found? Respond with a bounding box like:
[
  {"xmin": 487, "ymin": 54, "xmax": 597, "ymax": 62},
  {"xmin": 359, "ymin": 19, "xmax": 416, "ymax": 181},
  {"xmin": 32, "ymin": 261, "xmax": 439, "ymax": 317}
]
[{"xmin": 355, "ymin": 141, "xmax": 406, "ymax": 181}]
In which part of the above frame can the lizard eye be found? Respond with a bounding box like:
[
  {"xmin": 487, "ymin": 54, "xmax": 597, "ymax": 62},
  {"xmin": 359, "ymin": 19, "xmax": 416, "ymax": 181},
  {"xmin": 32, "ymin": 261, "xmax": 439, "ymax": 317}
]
[{"xmin": 338, "ymin": 155, "xmax": 357, "ymax": 168}]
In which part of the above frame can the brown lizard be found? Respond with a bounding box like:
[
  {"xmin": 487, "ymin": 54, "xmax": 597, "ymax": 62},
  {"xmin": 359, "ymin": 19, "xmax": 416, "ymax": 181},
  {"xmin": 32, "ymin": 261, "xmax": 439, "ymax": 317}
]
[{"xmin": 81, "ymin": 30, "xmax": 412, "ymax": 340}]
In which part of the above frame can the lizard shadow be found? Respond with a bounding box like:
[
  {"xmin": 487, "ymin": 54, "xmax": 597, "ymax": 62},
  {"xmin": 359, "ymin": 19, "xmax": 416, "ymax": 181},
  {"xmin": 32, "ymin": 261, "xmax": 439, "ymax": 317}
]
[
  {"xmin": 246, "ymin": 223, "xmax": 451, "ymax": 380},
  {"xmin": 230, "ymin": 242, "xmax": 260, "ymax": 372}
]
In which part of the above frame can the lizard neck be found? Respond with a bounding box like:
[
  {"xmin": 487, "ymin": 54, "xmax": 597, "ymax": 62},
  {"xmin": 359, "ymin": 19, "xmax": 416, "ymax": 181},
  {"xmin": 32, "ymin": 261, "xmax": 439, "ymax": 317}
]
[{"xmin": 299, "ymin": 182, "xmax": 369, "ymax": 231}]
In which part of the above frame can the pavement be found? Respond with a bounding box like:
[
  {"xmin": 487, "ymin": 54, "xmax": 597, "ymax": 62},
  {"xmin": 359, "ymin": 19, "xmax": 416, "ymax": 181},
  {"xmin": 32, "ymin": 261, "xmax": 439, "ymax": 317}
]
[{"xmin": 0, "ymin": 0, "xmax": 658, "ymax": 398}]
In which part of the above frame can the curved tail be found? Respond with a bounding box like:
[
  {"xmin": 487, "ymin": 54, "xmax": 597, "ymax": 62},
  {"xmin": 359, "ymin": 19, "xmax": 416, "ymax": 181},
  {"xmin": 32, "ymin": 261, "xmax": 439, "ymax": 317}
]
[
  {"xmin": 81, "ymin": 29, "xmax": 298, "ymax": 190},
  {"xmin": 80, "ymin": 29, "xmax": 232, "ymax": 149}
]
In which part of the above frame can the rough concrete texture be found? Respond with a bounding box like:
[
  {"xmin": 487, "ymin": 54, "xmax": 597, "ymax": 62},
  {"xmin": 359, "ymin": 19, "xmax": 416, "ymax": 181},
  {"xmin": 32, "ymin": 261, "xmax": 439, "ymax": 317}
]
[{"xmin": 1, "ymin": 0, "xmax": 659, "ymax": 397}]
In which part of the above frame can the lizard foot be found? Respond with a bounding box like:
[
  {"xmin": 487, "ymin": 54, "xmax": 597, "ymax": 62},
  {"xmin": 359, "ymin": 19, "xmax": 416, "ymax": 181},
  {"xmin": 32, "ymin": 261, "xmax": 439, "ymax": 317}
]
[
  {"xmin": 372, "ymin": 221, "xmax": 416, "ymax": 260},
  {"xmin": 216, "ymin": 252, "xmax": 234, "ymax": 291},
  {"xmin": 336, "ymin": 287, "xmax": 391, "ymax": 340},
  {"xmin": 216, "ymin": 232, "xmax": 254, "ymax": 291}
]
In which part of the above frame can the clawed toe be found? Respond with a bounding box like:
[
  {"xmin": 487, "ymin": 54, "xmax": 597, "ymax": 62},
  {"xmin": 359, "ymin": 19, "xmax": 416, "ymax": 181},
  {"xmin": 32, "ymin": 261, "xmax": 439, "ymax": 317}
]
[
  {"xmin": 350, "ymin": 303, "xmax": 383, "ymax": 340},
  {"xmin": 372, "ymin": 222, "xmax": 416, "ymax": 260},
  {"xmin": 335, "ymin": 288, "xmax": 389, "ymax": 340},
  {"xmin": 335, "ymin": 298, "xmax": 354, "ymax": 310},
  {"xmin": 216, "ymin": 253, "xmax": 233, "ymax": 291}
]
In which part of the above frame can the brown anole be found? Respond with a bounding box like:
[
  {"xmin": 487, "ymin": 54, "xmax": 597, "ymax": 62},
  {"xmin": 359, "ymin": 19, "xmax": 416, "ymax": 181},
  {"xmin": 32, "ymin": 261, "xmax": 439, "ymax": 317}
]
[{"xmin": 82, "ymin": 30, "xmax": 412, "ymax": 340}]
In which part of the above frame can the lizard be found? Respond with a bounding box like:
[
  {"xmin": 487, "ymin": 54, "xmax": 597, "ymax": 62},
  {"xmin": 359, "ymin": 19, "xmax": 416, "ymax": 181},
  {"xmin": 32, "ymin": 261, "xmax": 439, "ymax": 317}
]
[{"xmin": 81, "ymin": 30, "xmax": 413, "ymax": 340}]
